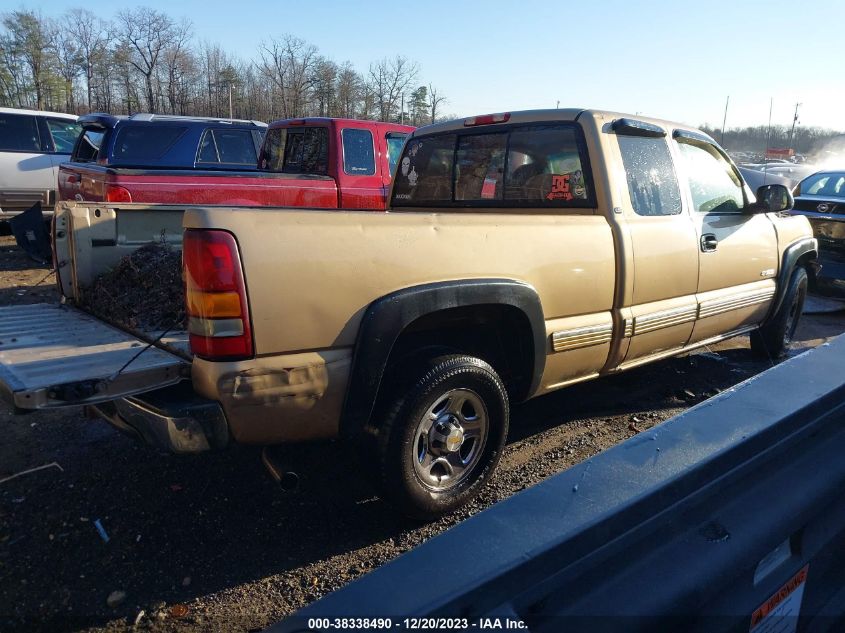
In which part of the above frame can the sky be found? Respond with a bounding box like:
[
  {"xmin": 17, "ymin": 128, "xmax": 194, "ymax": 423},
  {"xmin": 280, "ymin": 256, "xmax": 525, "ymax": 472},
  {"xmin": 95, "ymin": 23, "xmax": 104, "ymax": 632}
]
[{"xmin": 7, "ymin": 0, "xmax": 845, "ymax": 131}]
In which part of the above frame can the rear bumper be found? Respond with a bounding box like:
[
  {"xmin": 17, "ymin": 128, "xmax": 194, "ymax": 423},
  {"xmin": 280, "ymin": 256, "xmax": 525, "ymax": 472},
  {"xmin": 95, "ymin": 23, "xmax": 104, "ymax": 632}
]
[{"xmin": 87, "ymin": 381, "xmax": 230, "ymax": 453}]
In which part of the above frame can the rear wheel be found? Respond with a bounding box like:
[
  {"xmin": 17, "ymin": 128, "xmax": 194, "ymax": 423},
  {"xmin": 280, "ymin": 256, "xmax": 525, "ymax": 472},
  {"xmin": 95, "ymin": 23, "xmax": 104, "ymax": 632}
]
[
  {"xmin": 750, "ymin": 267, "xmax": 808, "ymax": 359},
  {"xmin": 375, "ymin": 355, "xmax": 509, "ymax": 520}
]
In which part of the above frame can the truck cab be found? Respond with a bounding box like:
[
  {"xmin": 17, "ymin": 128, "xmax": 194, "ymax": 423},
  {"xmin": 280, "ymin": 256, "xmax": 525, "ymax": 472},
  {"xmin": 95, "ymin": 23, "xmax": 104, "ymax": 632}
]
[{"xmin": 257, "ymin": 117, "xmax": 413, "ymax": 209}]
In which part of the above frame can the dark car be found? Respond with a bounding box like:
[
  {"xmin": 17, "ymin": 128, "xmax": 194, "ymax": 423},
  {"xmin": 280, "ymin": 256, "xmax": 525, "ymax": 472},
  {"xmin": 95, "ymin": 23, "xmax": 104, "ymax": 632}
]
[
  {"xmin": 791, "ymin": 170, "xmax": 845, "ymax": 298},
  {"xmin": 58, "ymin": 113, "xmax": 267, "ymax": 204},
  {"xmin": 69, "ymin": 113, "xmax": 266, "ymax": 170}
]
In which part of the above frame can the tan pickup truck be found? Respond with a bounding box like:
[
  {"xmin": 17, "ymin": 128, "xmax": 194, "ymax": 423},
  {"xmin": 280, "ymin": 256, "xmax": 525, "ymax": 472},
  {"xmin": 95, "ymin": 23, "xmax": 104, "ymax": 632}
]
[{"xmin": 0, "ymin": 109, "xmax": 818, "ymax": 518}]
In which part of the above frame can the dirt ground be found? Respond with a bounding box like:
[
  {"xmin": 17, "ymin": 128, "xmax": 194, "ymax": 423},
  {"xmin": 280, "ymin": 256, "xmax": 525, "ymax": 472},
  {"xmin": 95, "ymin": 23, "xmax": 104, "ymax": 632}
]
[{"xmin": 1, "ymin": 233, "xmax": 844, "ymax": 632}]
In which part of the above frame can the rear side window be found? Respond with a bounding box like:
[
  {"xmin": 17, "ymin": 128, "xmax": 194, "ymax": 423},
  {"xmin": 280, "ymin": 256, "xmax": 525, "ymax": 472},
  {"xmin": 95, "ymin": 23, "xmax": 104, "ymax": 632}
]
[
  {"xmin": 74, "ymin": 129, "xmax": 104, "ymax": 163},
  {"xmin": 393, "ymin": 133, "xmax": 456, "ymax": 203},
  {"xmin": 112, "ymin": 125, "xmax": 187, "ymax": 161},
  {"xmin": 258, "ymin": 127, "xmax": 329, "ymax": 175},
  {"xmin": 197, "ymin": 129, "xmax": 258, "ymax": 165},
  {"xmin": 46, "ymin": 118, "xmax": 81, "ymax": 153},
  {"xmin": 0, "ymin": 113, "xmax": 40, "ymax": 152},
  {"xmin": 386, "ymin": 132, "xmax": 408, "ymax": 176},
  {"xmin": 342, "ymin": 128, "xmax": 375, "ymax": 175},
  {"xmin": 676, "ymin": 140, "xmax": 744, "ymax": 213},
  {"xmin": 618, "ymin": 136, "xmax": 682, "ymax": 216},
  {"xmin": 392, "ymin": 123, "xmax": 592, "ymax": 208}
]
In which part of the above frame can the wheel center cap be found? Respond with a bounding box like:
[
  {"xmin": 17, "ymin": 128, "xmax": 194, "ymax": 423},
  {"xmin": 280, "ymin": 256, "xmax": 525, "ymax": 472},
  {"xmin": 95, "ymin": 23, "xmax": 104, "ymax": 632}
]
[
  {"xmin": 445, "ymin": 427, "xmax": 464, "ymax": 452},
  {"xmin": 430, "ymin": 416, "xmax": 464, "ymax": 454}
]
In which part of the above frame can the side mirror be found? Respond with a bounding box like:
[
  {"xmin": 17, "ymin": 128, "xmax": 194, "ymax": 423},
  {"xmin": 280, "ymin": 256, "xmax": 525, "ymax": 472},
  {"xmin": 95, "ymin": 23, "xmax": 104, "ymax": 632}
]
[{"xmin": 748, "ymin": 184, "xmax": 793, "ymax": 213}]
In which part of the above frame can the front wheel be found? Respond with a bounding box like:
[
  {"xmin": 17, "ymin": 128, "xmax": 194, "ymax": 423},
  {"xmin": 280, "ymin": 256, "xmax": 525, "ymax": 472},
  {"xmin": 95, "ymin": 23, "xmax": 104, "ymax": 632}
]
[
  {"xmin": 750, "ymin": 266, "xmax": 808, "ymax": 359},
  {"xmin": 375, "ymin": 355, "xmax": 509, "ymax": 520}
]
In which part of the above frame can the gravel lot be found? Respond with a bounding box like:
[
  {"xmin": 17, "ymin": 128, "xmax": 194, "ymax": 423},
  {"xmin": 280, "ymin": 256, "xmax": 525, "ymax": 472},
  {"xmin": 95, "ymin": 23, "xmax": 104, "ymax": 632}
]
[{"xmin": 1, "ymin": 233, "xmax": 844, "ymax": 632}]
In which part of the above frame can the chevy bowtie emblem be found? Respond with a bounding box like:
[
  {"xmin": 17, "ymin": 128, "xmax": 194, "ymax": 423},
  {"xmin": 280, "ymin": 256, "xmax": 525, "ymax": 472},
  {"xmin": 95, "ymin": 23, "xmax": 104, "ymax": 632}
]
[{"xmin": 818, "ymin": 203, "xmax": 830, "ymax": 213}]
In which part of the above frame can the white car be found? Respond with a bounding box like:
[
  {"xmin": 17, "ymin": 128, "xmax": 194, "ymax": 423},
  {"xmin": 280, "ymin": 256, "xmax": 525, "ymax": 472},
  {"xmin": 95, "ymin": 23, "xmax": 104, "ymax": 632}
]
[{"xmin": 0, "ymin": 107, "xmax": 81, "ymax": 221}]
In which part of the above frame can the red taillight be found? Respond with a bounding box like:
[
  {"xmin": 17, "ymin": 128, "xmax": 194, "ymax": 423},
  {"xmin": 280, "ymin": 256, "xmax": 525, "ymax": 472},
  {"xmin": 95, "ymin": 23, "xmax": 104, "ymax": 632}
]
[
  {"xmin": 464, "ymin": 112, "xmax": 511, "ymax": 127},
  {"xmin": 183, "ymin": 229, "xmax": 253, "ymax": 360},
  {"xmin": 105, "ymin": 184, "xmax": 132, "ymax": 203}
]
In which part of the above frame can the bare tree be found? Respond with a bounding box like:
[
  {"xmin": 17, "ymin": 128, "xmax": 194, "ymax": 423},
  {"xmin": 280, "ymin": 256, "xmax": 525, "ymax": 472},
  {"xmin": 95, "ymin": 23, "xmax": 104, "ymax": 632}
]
[
  {"xmin": 259, "ymin": 35, "xmax": 318, "ymax": 118},
  {"xmin": 68, "ymin": 9, "xmax": 111, "ymax": 111},
  {"xmin": 368, "ymin": 55, "xmax": 418, "ymax": 122},
  {"xmin": 161, "ymin": 18, "xmax": 193, "ymax": 114},
  {"xmin": 52, "ymin": 24, "xmax": 80, "ymax": 112},
  {"xmin": 428, "ymin": 83, "xmax": 446, "ymax": 124},
  {"xmin": 117, "ymin": 7, "xmax": 180, "ymax": 112},
  {"xmin": 335, "ymin": 61, "xmax": 361, "ymax": 119}
]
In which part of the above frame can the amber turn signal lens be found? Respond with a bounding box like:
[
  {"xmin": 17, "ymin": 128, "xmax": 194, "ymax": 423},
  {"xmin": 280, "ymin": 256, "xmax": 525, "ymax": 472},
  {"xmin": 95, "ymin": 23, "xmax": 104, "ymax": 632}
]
[{"xmin": 186, "ymin": 289, "xmax": 242, "ymax": 319}]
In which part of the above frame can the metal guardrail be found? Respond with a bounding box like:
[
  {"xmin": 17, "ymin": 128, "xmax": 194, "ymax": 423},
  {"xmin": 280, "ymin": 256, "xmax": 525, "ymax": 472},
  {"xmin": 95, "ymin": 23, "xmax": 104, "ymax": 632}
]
[{"xmin": 270, "ymin": 334, "xmax": 845, "ymax": 633}]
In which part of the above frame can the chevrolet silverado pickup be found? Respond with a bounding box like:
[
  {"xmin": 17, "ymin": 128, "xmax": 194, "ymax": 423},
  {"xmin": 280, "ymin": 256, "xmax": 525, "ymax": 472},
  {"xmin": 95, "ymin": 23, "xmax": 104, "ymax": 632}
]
[
  {"xmin": 0, "ymin": 109, "xmax": 817, "ymax": 519},
  {"xmin": 58, "ymin": 114, "xmax": 413, "ymax": 210}
]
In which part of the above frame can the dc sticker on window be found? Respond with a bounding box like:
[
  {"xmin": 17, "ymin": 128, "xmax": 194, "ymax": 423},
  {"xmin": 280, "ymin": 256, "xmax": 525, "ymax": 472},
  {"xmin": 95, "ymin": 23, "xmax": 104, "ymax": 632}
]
[{"xmin": 547, "ymin": 174, "xmax": 574, "ymax": 201}]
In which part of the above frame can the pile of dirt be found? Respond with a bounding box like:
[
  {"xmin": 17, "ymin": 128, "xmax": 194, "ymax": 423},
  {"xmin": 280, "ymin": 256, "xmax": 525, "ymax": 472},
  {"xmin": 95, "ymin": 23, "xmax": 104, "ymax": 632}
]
[{"xmin": 83, "ymin": 242, "xmax": 186, "ymax": 332}]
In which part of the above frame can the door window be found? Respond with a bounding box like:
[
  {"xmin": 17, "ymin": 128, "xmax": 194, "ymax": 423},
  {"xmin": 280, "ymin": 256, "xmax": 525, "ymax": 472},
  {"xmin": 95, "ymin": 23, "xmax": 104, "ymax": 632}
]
[
  {"xmin": 0, "ymin": 113, "xmax": 40, "ymax": 152},
  {"xmin": 617, "ymin": 135, "xmax": 681, "ymax": 216},
  {"xmin": 45, "ymin": 118, "xmax": 82, "ymax": 153},
  {"xmin": 676, "ymin": 140, "xmax": 744, "ymax": 213}
]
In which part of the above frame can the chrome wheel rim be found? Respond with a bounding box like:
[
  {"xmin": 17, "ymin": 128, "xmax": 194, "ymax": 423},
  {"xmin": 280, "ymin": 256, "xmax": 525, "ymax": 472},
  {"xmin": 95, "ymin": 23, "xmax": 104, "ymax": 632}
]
[{"xmin": 412, "ymin": 388, "xmax": 488, "ymax": 491}]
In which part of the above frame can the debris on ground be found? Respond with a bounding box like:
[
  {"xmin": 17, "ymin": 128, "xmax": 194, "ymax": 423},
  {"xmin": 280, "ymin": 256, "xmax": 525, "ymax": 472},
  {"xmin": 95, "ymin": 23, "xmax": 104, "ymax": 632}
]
[
  {"xmin": 0, "ymin": 461, "xmax": 63, "ymax": 485},
  {"xmin": 81, "ymin": 242, "xmax": 185, "ymax": 332},
  {"xmin": 106, "ymin": 590, "xmax": 127, "ymax": 608},
  {"xmin": 94, "ymin": 519, "xmax": 110, "ymax": 543},
  {"xmin": 680, "ymin": 388, "xmax": 697, "ymax": 401},
  {"xmin": 168, "ymin": 604, "xmax": 190, "ymax": 619}
]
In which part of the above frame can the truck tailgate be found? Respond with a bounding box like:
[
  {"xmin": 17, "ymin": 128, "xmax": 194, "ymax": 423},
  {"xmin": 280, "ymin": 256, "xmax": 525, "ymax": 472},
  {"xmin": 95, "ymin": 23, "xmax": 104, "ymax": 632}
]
[{"xmin": 0, "ymin": 303, "xmax": 188, "ymax": 409}]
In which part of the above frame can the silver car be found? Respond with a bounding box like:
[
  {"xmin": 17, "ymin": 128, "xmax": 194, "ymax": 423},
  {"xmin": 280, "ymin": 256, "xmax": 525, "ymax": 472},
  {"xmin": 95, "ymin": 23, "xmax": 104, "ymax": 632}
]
[{"xmin": 0, "ymin": 107, "xmax": 80, "ymax": 221}]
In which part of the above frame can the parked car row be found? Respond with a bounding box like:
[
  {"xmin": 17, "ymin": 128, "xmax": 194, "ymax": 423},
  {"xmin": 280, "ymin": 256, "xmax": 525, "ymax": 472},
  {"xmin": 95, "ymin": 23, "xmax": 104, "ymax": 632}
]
[{"xmin": 0, "ymin": 107, "xmax": 414, "ymax": 224}]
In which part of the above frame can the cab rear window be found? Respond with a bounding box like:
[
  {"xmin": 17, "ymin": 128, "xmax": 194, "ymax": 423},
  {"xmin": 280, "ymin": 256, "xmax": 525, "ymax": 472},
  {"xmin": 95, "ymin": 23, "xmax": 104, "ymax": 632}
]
[
  {"xmin": 392, "ymin": 123, "xmax": 593, "ymax": 208},
  {"xmin": 259, "ymin": 127, "xmax": 329, "ymax": 175}
]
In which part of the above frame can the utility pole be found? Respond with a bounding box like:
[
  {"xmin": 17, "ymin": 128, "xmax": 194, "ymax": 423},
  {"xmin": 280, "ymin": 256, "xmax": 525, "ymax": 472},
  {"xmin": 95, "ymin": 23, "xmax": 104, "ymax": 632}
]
[
  {"xmin": 400, "ymin": 93, "xmax": 405, "ymax": 125},
  {"xmin": 788, "ymin": 101, "xmax": 801, "ymax": 152},
  {"xmin": 720, "ymin": 95, "xmax": 729, "ymax": 145},
  {"xmin": 228, "ymin": 84, "xmax": 233, "ymax": 120}
]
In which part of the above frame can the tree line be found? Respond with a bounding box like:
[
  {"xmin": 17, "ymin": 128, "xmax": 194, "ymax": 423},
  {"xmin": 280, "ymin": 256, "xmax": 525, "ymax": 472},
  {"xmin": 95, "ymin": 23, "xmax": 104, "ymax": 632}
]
[
  {"xmin": 700, "ymin": 123, "xmax": 843, "ymax": 157},
  {"xmin": 0, "ymin": 7, "xmax": 447, "ymax": 125}
]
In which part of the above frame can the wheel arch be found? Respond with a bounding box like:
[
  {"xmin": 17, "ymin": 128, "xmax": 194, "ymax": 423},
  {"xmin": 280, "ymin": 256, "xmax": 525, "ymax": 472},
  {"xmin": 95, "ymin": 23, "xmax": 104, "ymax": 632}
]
[
  {"xmin": 340, "ymin": 278, "xmax": 546, "ymax": 439},
  {"xmin": 768, "ymin": 237, "xmax": 818, "ymax": 322}
]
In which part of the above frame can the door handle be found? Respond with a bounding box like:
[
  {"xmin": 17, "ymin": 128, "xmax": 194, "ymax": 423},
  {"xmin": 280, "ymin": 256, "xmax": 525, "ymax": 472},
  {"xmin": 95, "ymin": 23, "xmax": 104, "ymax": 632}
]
[{"xmin": 700, "ymin": 233, "xmax": 718, "ymax": 252}]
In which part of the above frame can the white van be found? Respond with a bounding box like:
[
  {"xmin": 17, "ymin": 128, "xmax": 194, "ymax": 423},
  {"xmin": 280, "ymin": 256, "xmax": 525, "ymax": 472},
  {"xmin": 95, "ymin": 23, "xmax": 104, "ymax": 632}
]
[{"xmin": 0, "ymin": 107, "xmax": 80, "ymax": 220}]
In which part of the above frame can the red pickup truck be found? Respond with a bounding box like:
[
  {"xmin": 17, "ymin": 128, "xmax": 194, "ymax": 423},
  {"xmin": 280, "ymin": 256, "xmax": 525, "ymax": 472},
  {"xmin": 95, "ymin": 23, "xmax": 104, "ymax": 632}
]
[{"xmin": 58, "ymin": 115, "xmax": 414, "ymax": 210}]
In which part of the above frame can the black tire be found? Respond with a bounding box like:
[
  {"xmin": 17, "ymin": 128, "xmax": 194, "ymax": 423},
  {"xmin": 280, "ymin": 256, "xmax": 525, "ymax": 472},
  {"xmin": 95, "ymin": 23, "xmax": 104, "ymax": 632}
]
[
  {"xmin": 750, "ymin": 266, "xmax": 808, "ymax": 359},
  {"xmin": 375, "ymin": 355, "xmax": 509, "ymax": 520}
]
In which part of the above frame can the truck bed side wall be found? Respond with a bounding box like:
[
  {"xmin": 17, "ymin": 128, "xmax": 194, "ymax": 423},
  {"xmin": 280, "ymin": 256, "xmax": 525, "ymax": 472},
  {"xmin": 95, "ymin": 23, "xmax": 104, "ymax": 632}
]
[{"xmin": 184, "ymin": 207, "xmax": 616, "ymax": 443}]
